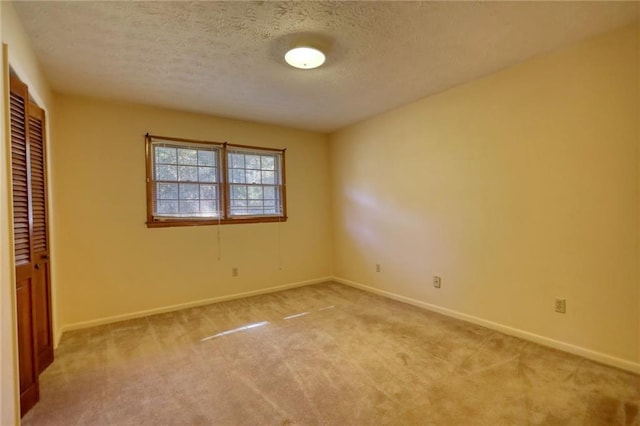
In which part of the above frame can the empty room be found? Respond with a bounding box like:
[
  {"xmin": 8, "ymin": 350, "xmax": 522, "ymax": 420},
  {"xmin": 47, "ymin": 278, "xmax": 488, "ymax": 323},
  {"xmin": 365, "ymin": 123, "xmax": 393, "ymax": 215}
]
[{"xmin": 1, "ymin": 1, "xmax": 639, "ymax": 425}]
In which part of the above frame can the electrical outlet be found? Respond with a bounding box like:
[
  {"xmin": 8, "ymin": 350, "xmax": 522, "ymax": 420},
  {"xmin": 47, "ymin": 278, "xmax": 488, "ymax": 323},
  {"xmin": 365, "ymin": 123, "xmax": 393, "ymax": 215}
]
[
  {"xmin": 232, "ymin": 267, "xmax": 238, "ymax": 277},
  {"xmin": 555, "ymin": 298, "xmax": 566, "ymax": 314},
  {"xmin": 433, "ymin": 276, "xmax": 441, "ymax": 288},
  {"xmin": 376, "ymin": 264, "xmax": 381, "ymax": 273}
]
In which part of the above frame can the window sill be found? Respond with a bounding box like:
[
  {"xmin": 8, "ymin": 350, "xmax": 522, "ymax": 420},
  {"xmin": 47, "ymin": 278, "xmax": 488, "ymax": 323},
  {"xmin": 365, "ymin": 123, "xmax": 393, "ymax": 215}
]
[{"xmin": 146, "ymin": 216, "xmax": 288, "ymax": 228}]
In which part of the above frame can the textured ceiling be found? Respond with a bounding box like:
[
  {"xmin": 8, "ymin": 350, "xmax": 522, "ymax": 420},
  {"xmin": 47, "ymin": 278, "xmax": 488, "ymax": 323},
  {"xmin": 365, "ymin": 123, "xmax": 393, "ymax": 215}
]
[{"xmin": 13, "ymin": 1, "xmax": 640, "ymax": 133}]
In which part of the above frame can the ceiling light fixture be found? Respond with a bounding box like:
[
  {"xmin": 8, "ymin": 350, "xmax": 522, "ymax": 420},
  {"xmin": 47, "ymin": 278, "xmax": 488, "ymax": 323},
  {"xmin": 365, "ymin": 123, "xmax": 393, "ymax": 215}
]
[{"xmin": 284, "ymin": 46, "xmax": 326, "ymax": 69}]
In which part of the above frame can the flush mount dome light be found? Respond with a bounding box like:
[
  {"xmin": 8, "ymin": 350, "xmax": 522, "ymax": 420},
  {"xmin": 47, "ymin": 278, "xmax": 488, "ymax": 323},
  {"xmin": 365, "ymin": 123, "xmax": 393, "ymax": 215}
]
[{"xmin": 284, "ymin": 46, "xmax": 325, "ymax": 69}]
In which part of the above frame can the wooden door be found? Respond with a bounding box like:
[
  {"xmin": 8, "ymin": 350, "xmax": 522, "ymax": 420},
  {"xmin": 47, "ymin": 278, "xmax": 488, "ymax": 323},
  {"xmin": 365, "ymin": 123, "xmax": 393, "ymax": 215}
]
[
  {"xmin": 29, "ymin": 101, "xmax": 54, "ymax": 373},
  {"xmin": 10, "ymin": 74, "xmax": 39, "ymax": 416}
]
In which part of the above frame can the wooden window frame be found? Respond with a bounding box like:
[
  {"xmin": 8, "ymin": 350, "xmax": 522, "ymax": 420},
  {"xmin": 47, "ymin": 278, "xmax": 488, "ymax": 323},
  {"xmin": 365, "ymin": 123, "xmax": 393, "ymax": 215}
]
[{"xmin": 145, "ymin": 134, "xmax": 287, "ymax": 228}]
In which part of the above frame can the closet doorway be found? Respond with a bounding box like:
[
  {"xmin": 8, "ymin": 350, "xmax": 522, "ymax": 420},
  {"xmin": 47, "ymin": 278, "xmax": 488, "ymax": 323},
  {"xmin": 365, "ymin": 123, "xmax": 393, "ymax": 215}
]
[{"xmin": 9, "ymin": 72, "xmax": 53, "ymax": 416}]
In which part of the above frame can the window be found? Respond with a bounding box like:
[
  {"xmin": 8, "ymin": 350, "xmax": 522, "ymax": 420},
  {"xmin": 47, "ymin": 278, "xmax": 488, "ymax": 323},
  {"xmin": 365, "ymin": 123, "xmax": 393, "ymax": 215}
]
[
  {"xmin": 227, "ymin": 147, "xmax": 283, "ymax": 217},
  {"xmin": 146, "ymin": 134, "xmax": 286, "ymax": 227}
]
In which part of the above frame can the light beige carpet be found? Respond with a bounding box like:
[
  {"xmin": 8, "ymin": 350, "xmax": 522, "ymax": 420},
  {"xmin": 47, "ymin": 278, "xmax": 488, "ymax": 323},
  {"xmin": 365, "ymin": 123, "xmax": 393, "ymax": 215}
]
[{"xmin": 22, "ymin": 282, "xmax": 639, "ymax": 425}]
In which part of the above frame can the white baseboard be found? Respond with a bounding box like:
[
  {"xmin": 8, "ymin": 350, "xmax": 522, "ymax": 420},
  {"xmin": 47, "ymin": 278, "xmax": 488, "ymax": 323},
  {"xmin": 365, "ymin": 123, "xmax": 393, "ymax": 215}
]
[
  {"xmin": 56, "ymin": 276, "xmax": 332, "ymax": 346},
  {"xmin": 333, "ymin": 276, "xmax": 640, "ymax": 374}
]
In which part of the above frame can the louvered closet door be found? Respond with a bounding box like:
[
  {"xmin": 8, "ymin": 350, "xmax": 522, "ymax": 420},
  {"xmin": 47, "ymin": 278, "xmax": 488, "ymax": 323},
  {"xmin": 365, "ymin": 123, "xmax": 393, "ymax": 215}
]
[
  {"xmin": 10, "ymin": 74, "xmax": 39, "ymax": 416},
  {"xmin": 29, "ymin": 101, "xmax": 54, "ymax": 373}
]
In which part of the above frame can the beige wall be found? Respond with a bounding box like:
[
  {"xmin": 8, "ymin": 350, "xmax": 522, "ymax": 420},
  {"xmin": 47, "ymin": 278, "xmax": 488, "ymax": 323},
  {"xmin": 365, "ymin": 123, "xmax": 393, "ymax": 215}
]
[
  {"xmin": 1, "ymin": 2, "xmax": 56, "ymax": 424},
  {"xmin": 52, "ymin": 95, "xmax": 332, "ymax": 328},
  {"xmin": 330, "ymin": 24, "xmax": 640, "ymax": 365}
]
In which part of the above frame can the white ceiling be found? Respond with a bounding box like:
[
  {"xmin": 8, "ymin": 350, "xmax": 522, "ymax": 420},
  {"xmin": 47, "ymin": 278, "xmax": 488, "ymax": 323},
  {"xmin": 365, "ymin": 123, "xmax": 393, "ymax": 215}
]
[{"xmin": 13, "ymin": 1, "xmax": 640, "ymax": 133}]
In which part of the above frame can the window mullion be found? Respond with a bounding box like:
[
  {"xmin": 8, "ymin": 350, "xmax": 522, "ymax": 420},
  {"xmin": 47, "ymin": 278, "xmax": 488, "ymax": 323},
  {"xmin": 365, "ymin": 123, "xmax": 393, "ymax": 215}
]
[
  {"xmin": 280, "ymin": 149, "xmax": 287, "ymax": 219},
  {"xmin": 221, "ymin": 143, "xmax": 229, "ymax": 220}
]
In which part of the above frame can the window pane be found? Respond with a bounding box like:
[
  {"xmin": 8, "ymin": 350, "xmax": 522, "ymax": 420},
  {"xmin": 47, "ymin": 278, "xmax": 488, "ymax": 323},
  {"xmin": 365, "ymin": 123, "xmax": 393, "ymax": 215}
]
[
  {"xmin": 264, "ymin": 199, "xmax": 276, "ymax": 207},
  {"xmin": 248, "ymin": 186, "xmax": 263, "ymax": 200},
  {"xmin": 263, "ymin": 186, "xmax": 276, "ymax": 199},
  {"xmin": 229, "ymin": 153, "xmax": 245, "ymax": 169},
  {"xmin": 177, "ymin": 149, "xmax": 198, "ymax": 165},
  {"xmin": 198, "ymin": 150, "xmax": 215, "ymax": 166},
  {"xmin": 231, "ymin": 199, "xmax": 247, "ymax": 207},
  {"xmin": 230, "ymin": 207, "xmax": 248, "ymax": 215},
  {"xmin": 201, "ymin": 199, "xmax": 217, "ymax": 213},
  {"xmin": 157, "ymin": 183, "xmax": 178, "ymax": 199},
  {"xmin": 230, "ymin": 169, "xmax": 245, "ymax": 183},
  {"xmin": 178, "ymin": 166, "xmax": 198, "ymax": 182},
  {"xmin": 200, "ymin": 184, "xmax": 216, "ymax": 200},
  {"xmin": 198, "ymin": 166, "xmax": 216, "ymax": 183},
  {"xmin": 245, "ymin": 155, "xmax": 261, "ymax": 169},
  {"xmin": 179, "ymin": 183, "xmax": 199, "ymax": 200},
  {"xmin": 157, "ymin": 200, "xmax": 178, "ymax": 214},
  {"xmin": 156, "ymin": 147, "xmax": 177, "ymax": 164},
  {"xmin": 249, "ymin": 200, "xmax": 263, "ymax": 207},
  {"xmin": 156, "ymin": 165, "xmax": 177, "ymax": 181},
  {"xmin": 262, "ymin": 171, "xmax": 275, "ymax": 184},
  {"xmin": 246, "ymin": 170, "xmax": 261, "ymax": 184},
  {"xmin": 179, "ymin": 200, "xmax": 199, "ymax": 214},
  {"xmin": 231, "ymin": 185, "xmax": 247, "ymax": 199},
  {"xmin": 261, "ymin": 156, "xmax": 275, "ymax": 170}
]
